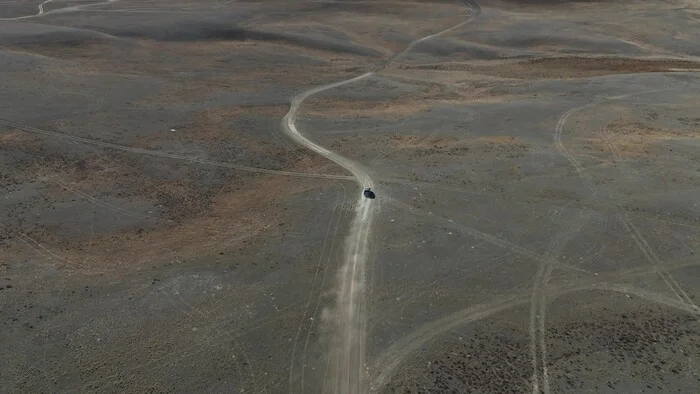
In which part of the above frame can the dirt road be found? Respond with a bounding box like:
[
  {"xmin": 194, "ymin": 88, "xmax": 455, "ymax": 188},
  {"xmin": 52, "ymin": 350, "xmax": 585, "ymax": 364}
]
[
  {"xmin": 282, "ymin": 70, "xmax": 376, "ymax": 394},
  {"xmin": 281, "ymin": 1, "xmax": 481, "ymax": 392},
  {"xmin": 0, "ymin": 0, "xmax": 119, "ymax": 20}
]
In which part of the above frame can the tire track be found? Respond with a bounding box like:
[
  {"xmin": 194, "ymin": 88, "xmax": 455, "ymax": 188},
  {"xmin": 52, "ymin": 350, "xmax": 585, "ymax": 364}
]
[
  {"xmin": 288, "ymin": 184, "xmax": 344, "ymax": 393},
  {"xmin": 0, "ymin": 0, "xmax": 120, "ymax": 20},
  {"xmin": 301, "ymin": 185, "xmax": 346, "ymax": 391},
  {"xmin": 529, "ymin": 209, "xmax": 591, "ymax": 394},
  {"xmin": 387, "ymin": 197, "xmax": 549, "ymax": 263},
  {"xmin": 380, "ymin": 173, "xmax": 700, "ymax": 229},
  {"xmin": 598, "ymin": 123, "xmax": 699, "ymax": 309},
  {"xmin": 552, "ymin": 89, "xmax": 699, "ymax": 312},
  {"xmin": 38, "ymin": 174, "xmax": 172, "ymax": 224},
  {"xmin": 369, "ymin": 258, "xmax": 700, "ymax": 392},
  {"xmin": 280, "ymin": 2, "xmax": 480, "ymax": 392},
  {"xmin": 621, "ymin": 219, "xmax": 698, "ymax": 309},
  {"xmin": 0, "ymin": 0, "xmax": 119, "ymax": 21},
  {"xmin": 0, "ymin": 118, "xmax": 353, "ymax": 181},
  {"xmin": 368, "ymin": 86, "xmax": 694, "ymax": 393},
  {"xmin": 0, "ymin": 0, "xmax": 53, "ymax": 20}
]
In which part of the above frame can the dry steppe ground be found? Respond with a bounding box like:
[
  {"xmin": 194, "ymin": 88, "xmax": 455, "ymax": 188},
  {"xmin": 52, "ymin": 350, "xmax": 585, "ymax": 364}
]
[{"xmin": 1, "ymin": 0, "xmax": 700, "ymax": 392}]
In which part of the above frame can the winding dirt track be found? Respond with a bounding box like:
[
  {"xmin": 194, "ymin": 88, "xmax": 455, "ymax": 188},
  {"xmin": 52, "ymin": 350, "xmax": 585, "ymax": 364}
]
[
  {"xmin": 281, "ymin": 1, "xmax": 481, "ymax": 392},
  {"xmin": 0, "ymin": 0, "xmax": 120, "ymax": 20},
  {"xmin": 0, "ymin": 0, "xmax": 53, "ymax": 20}
]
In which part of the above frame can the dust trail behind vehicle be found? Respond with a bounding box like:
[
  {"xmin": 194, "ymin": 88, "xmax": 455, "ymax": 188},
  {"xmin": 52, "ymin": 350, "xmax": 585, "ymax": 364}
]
[{"xmin": 282, "ymin": 74, "xmax": 375, "ymax": 394}]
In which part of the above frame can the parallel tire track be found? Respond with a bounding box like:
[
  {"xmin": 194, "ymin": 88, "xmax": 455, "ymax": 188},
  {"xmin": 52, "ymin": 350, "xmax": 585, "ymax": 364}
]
[
  {"xmin": 529, "ymin": 210, "xmax": 591, "ymax": 394},
  {"xmin": 288, "ymin": 184, "xmax": 344, "ymax": 393}
]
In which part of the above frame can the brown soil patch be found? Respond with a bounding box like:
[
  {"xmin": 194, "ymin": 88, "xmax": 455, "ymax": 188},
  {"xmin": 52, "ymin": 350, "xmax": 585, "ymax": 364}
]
[
  {"xmin": 306, "ymin": 98, "xmax": 436, "ymax": 118},
  {"xmin": 132, "ymin": 105, "xmax": 288, "ymax": 150},
  {"xmin": 10, "ymin": 129, "xmax": 138, "ymax": 192},
  {"xmin": 584, "ymin": 137, "xmax": 653, "ymax": 159},
  {"xmin": 35, "ymin": 157, "xmax": 132, "ymax": 195},
  {"xmin": 529, "ymin": 57, "xmax": 700, "ymax": 74},
  {"xmin": 304, "ymin": 77, "xmax": 525, "ymax": 119},
  {"xmin": 18, "ymin": 39, "xmax": 362, "ymax": 97},
  {"xmin": 304, "ymin": 89, "xmax": 496, "ymax": 118},
  {"xmin": 477, "ymin": 136, "xmax": 524, "ymax": 145},
  {"xmin": 2, "ymin": 124, "xmax": 344, "ymax": 273},
  {"xmin": 139, "ymin": 37, "xmax": 366, "ymax": 68},
  {"xmin": 607, "ymin": 121, "xmax": 685, "ymax": 137},
  {"xmin": 390, "ymin": 135, "xmax": 443, "ymax": 149},
  {"xmin": 0, "ymin": 130, "xmax": 35, "ymax": 145},
  {"xmin": 584, "ymin": 120, "xmax": 700, "ymax": 158},
  {"xmin": 349, "ymin": 133, "xmax": 531, "ymax": 160},
  {"xmin": 132, "ymin": 64, "xmax": 361, "ymax": 108},
  {"xmin": 382, "ymin": 68, "xmax": 508, "ymax": 86},
  {"xmin": 42, "ymin": 175, "xmax": 329, "ymax": 271},
  {"xmin": 190, "ymin": 105, "xmax": 287, "ymax": 143},
  {"xmin": 389, "ymin": 134, "xmax": 525, "ymax": 149},
  {"xmin": 403, "ymin": 57, "xmax": 700, "ymax": 79},
  {"xmin": 127, "ymin": 105, "xmax": 345, "ymax": 176},
  {"xmin": 8, "ymin": 43, "xmax": 131, "ymax": 78},
  {"xmin": 7, "ymin": 129, "xmax": 345, "ymax": 271}
]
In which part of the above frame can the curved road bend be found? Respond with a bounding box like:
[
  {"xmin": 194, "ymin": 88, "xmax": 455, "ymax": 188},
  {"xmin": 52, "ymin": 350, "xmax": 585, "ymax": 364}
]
[
  {"xmin": 0, "ymin": 0, "xmax": 119, "ymax": 20},
  {"xmin": 281, "ymin": 1, "xmax": 481, "ymax": 393}
]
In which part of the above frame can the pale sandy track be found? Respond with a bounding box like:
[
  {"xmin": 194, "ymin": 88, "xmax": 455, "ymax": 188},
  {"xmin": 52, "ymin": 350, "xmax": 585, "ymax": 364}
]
[
  {"xmin": 282, "ymin": 68, "xmax": 376, "ymax": 394},
  {"xmin": 281, "ymin": 1, "xmax": 480, "ymax": 392},
  {"xmin": 0, "ymin": 0, "xmax": 120, "ymax": 20}
]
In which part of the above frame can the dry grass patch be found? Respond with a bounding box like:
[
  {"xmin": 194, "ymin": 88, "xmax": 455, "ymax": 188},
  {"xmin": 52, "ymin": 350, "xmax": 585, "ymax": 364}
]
[
  {"xmin": 584, "ymin": 120, "xmax": 700, "ymax": 158},
  {"xmin": 403, "ymin": 57, "xmax": 700, "ymax": 79},
  {"xmin": 43, "ymin": 175, "xmax": 330, "ymax": 271},
  {"xmin": 386, "ymin": 134, "xmax": 529, "ymax": 159},
  {"xmin": 306, "ymin": 98, "xmax": 436, "ymax": 118},
  {"xmin": 0, "ymin": 129, "xmax": 37, "ymax": 146}
]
